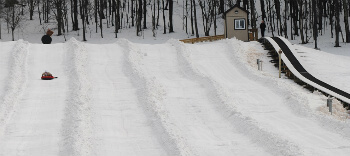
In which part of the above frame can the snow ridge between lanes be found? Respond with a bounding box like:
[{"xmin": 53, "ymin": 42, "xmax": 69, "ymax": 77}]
[
  {"xmin": 170, "ymin": 40, "xmax": 302, "ymax": 156},
  {"xmin": 60, "ymin": 38, "xmax": 92, "ymax": 156},
  {"xmin": 0, "ymin": 40, "xmax": 29, "ymax": 137},
  {"xmin": 117, "ymin": 39, "xmax": 194, "ymax": 156}
]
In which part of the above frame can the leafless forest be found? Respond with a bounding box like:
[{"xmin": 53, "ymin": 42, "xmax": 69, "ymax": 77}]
[{"xmin": 0, "ymin": 0, "xmax": 349, "ymax": 47}]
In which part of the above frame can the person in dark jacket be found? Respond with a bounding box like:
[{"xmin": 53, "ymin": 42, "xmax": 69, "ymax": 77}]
[
  {"xmin": 41, "ymin": 29, "xmax": 54, "ymax": 44},
  {"xmin": 260, "ymin": 20, "xmax": 266, "ymax": 37}
]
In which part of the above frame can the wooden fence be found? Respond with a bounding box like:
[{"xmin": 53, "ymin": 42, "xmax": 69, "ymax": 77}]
[{"xmin": 179, "ymin": 35, "xmax": 225, "ymax": 44}]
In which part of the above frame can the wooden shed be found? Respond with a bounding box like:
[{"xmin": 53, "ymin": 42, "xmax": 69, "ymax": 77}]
[{"xmin": 224, "ymin": 5, "xmax": 250, "ymax": 41}]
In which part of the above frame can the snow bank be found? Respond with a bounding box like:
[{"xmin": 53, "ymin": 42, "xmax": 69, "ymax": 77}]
[
  {"xmin": 0, "ymin": 40, "xmax": 29, "ymax": 136},
  {"xmin": 224, "ymin": 38, "xmax": 312, "ymax": 117},
  {"xmin": 225, "ymin": 38, "xmax": 350, "ymax": 139},
  {"xmin": 117, "ymin": 39, "xmax": 193, "ymax": 156},
  {"xmin": 170, "ymin": 39, "xmax": 302, "ymax": 156},
  {"xmin": 60, "ymin": 38, "xmax": 92, "ymax": 156}
]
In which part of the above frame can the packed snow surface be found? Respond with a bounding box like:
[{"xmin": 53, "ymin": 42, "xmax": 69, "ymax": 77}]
[{"xmin": 0, "ymin": 38, "xmax": 349, "ymax": 156}]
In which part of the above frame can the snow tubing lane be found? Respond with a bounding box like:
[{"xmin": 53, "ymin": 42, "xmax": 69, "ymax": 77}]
[{"xmin": 269, "ymin": 37, "xmax": 350, "ymax": 104}]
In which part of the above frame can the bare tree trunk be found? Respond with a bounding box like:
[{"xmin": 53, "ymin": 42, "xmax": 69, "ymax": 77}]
[
  {"xmin": 214, "ymin": 0, "xmax": 217, "ymax": 36},
  {"xmin": 260, "ymin": 0, "xmax": 266, "ymax": 20},
  {"xmin": 274, "ymin": 0, "xmax": 282, "ymax": 36},
  {"xmin": 243, "ymin": 0, "xmax": 248, "ymax": 10},
  {"xmin": 143, "ymin": 0, "xmax": 147, "ymax": 29},
  {"xmin": 185, "ymin": 0, "xmax": 188, "ymax": 34},
  {"xmin": 131, "ymin": 0, "xmax": 134, "ymax": 27},
  {"xmin": 334, "ymin": 0, "xmax": 341, "ymax": 47},
  {"xmin": 199, "ymin": 0, "xmax": 213, "ymax": 36},
  {"xmin": 0, "ymin": 3, "xmax": 1, "ymax": 39},
  {"xmin": 53, "ymin": 0, "xmax": 63, "ymax": 36},
  {"xmin": 29, "ymin": 0, "xmax": 34, "ymax": 20},
  {"xmin": 157, "ymin": 0, "xmax": 160, "ymax": 26},
  {"xmin": 37, "ymin": 0, "xmax": 42, "ymax": 25},
  {"xmin": 312, "ymin": 0, "xmax": 318, "ymax": 49},
  {"xmin": 292, "ymin": 0, "xmax": 299, "ymax": 36},
  {"xmin": 79, "ymin": 0, "xmax": 87, "ymax": 41},
  {"xmin": 193, "ymin": 0, "xmax": 199, "ymax": 38},
  {"xmin": 46, "ymin": 0, "xmax": 49, "ymax": 23},
  {"xmin": 330, "ymin": 0, "xmax": 334, "ymax": 38},
  {"xmin": 115, "ymin": 0, "xmax": 120, "ymax": 38},
  {"xmin": 137, "ymin": 0, "xmax": 142, "ymax": 35},
  {"xmin": 284, "ymin": 0, "xmax": 288, "ymax": 38},
  {"xmin": 219, "ymin": 0, "xmax": 224, "ymax": 13},
  {"xmin": 318, "ymin": 0, "xmax": 323, "ymax": 33},
  {"xmin": 268, "ymin": 0, "xmax": 274, "ymax": 36},
  {"xmin": 343, "ymin": 0, "xmax": 350, "ymax": 43},
  {"xmin": 191, "ymin": 0, "xmax": 194, "ymax": 35},
  {"xmin": 100, "ymin": 0, "xmax": 104, "ymax": 38},
  {"xmin": 298, "ymin": 0, "xmax": 305, "ymax": 44},
  {"xmin": 237, "ymin": 0, "xmax": 241, "ymax": 7},
  {"xmin": 250, "ymin": 0, "xmax": 256, "ymax": 29},
  {"xmin": 73, "ymin": 0, "xmax": 79, "ymax": 30},
  {"xmin": 95, "ymin": 0, "xmax": 98, "ymax": 33},
  {"xmin": 12, "ymin": 7, "xmax": 15, "ymax": 41},
  {"xmin": 162, "ymin": 0, "xmax": 166, "ymax": 34},
  {"xmin": 304, "ymin": 0, "xmax": 309, "ymax": 43},
  {"xmin": 169, "ymin": 0, "xmax": 174, "ymax": 32},
  {"xmin": 152, "ymin": 0, "xmax": 156, "ymax": 37}
]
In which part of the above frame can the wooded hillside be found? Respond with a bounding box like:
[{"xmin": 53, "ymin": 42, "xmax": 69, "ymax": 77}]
[{"xmin": 0, "ymin": 0, "xmax": 349, "ymax": 47}]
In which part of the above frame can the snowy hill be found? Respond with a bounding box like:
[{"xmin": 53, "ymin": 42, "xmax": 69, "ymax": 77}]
[
  {"xmin": 1, "ymin": 0, "xmax": 350, "ymax": 155},
  {"xmin": 0, "ymin": 38, "xmax": 349, "ymax": 155}
]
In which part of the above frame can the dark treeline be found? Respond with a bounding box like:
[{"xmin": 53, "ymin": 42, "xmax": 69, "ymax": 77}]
[{"xmin": 0, "ymin": 0, "xmax": 349, "ymax": 47}]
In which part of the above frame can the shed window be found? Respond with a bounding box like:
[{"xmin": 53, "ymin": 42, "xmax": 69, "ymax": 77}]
[{"xmin": 234, "ymin": 19, "xmax": 246, "ymax": 30}]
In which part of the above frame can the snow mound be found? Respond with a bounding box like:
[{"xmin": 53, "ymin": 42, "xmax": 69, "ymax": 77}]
[
  {"xmin": 0, "ymin": 40, "xmax": 29, "ymax": 136},
  {"xmin": 60, "ymin": 38, "xmax": 93, "ymax": 156},
  {"xmin": 170, "ymin": 40, "xmax": 303, "ymax": 156},
  {"xmin": 117, "ymin": 39, "xmax": 194, "ymax": 156}
]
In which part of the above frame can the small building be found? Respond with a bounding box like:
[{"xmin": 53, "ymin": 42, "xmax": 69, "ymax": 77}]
[{"xmin": 224, "ymin": 5, "xmax": 250, "ymax": 41}]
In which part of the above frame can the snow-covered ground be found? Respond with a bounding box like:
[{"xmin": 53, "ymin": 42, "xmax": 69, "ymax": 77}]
[
  {"xmin": 1, "ymin": 1, "xmax": 350, "ymax": 155},
  {"xmin": 0, "ymin": 37, "xmax": 349, "ymax": 156}
]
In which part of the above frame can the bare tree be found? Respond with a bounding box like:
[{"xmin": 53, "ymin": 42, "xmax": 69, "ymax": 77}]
[
  {"xmin": 72, "ymin": 0, "xmax": 79, "ymax": 31},
  {"xmin": 0, "ymin": 0, "xmax": 3, "ymax": 39},
  {"xmin": 190, "ymin": 0, "xmax": 193, "ymax": 35},
  {"xmin": 219, "ymin": 0, "xmax": 224, "ymax": 13},
  {"xmin": 29, "ymin": 0, "xmax": 34, "ymax": 20},
  {"xmin": 80, "ymin": 0, "xmax": 88, "ymax": 41},
  {"xmin": 260, "ymin": 0, "xmax": 266, "ymax": 21},
  {"xmin": 143, "ymin": 0, "xmax": 146, "ymax": 29},
  {"xmin": 137, "ymin": 0, "xmax": 142, "ymax": 35},
  {"xmin": 334, "ymin": 0, "xmax": 341, "ymax": 47},
  {"xmin": 298, "ymin": 0, "xmax": 306, "ymax": 44},
  {"xmin": 99, "ymin": 0, "xmax": 104, "ymax": 38},
  {"xmin": 162, "ymin": 0, "xmax": 166, "ymax": 34},
  {"xmin": 312, "ymin": 0, "xmax": 318, "ymax": 49},
  {"xmin": 152, "ymin": 0, "xmax": 156, "ymax": 37},
  {"xmin": 52, "ymin": 0, "xmax": 65, "ymax": 36},
  {"xmin": 3, "ymin": 0, "xmax": 26, "ymax": 41},
  {"xmin": 199, "ymin": 0, "xmax": 213, "ymax": 36},
  {"xmin": 250, "ymin": 0, "xmax": 256, "ymax": 29},
  {"xmin": 343, "ymin": 0, "xmax": 350, "ymax": 43},
  {"xmin": 169, "ymin": 0, "xmax": 173, "ymax": 32},
  {"xmin": 114, "ymin": 0, "xmax": 120, "ymax": 38},
  {"xmin": 192, "ymin": 0, "xmax": 198, "ymax": 38}
]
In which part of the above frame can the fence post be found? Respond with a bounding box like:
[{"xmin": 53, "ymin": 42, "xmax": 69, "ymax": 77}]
[
  {"xmin": 327, "ymin": 98, "xmax": 333, "ymax": 115},
  {"xmin": 278, "ymin": 49, "xmax": 282, "ymax": 78}
]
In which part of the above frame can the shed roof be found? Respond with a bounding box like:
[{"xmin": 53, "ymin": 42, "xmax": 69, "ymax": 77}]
[{"xmin": 223, "ymin": 4, "xmax": 250, "ymax": 16}]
